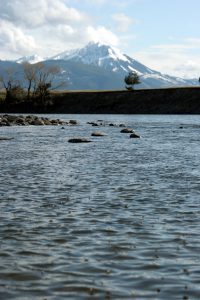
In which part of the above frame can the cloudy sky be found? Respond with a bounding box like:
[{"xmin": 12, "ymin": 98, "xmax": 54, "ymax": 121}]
[{"xmin": 0, "ymin": 0, "xmax": 200, "ymax": 78}]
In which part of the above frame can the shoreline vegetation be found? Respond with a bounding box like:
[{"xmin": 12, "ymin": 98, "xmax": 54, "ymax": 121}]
[{"xmin": 1, "ymin": 86, "xmax": 200, "ymax": 114}]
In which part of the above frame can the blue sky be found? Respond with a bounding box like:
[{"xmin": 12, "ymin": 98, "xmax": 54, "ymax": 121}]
[{"xmin": 0, "ymin": 0, "xmax": 200, "ymax": 78}]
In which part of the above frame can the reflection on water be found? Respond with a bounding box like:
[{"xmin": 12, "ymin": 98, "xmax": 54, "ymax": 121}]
[{"xmin": 1, "ymin": 114, "xmax": 200, "ymax": 299}]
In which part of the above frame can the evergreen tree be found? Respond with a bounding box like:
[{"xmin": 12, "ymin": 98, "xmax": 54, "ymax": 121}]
[{"xmin": 124, "ymin": 71, "xmax": 140, "ymax": 90}]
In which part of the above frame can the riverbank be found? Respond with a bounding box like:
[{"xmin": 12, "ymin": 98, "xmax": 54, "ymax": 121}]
[{"xmin": 1, "ymin": 87, "xmax": 200, "ymax": 114}]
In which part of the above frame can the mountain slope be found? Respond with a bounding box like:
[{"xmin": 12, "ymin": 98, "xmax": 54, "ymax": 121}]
[
  {"xmin": 50, "ymin": 42, "xmax": 197, "ymax": 89},
  {"xmin": 15, "ymin": 54, "xmax": 44, "ymax": 64},
  {"xmin": 0, "ymin": 42, "xmax": 198, "ymax": 90}
]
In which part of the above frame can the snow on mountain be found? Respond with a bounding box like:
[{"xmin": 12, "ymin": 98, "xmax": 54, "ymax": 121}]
[
  {"xmin": 15, "ymin": 54, "xmax": 44, "ymax": 64},
  {"xmin": 11, "ymin": 42, "xmax": 197, "ymax": 89},
  {"xmin": 51, "ymin": 42, "xmax": 134, "ymax": 72},
  {"xmin": 50, "ymin": 42, "xmax": 195, "ymax": 88}
]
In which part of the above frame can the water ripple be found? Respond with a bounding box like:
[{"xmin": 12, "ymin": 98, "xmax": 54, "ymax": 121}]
[{"xmin": 1, "ymin": 114, "xmax": 200, "ymax": 299}]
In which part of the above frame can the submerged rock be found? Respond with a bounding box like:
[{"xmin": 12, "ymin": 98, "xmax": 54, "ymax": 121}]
[
  {"xmin": 91, "ymin": 131, "xmax": 107, "ymax": 137},
  {"xmin": 130, "ymin": 133, "xmax": 140, "ymax": 138},
  {"xmin": 69, "ymin": 119, "xmax": 78, "ymax": 125},
  {"xmin": 68, "ymin": 138, "xmax": 92, "ymax": 143},
  {"xmin": 120, "ymin": 128, "xmax": 135, "ymax": 133},
  {"xmin": 0, "ymin": 137, "xmax": 14, "ymax": 141}
]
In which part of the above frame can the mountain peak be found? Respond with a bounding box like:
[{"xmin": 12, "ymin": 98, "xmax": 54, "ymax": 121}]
[
  {"xmin": 85, "ymin": 41, "xmax": 130, "ymax": 62},
  {"xmin": 16, "ymin": 54, "xmax": 44, "ymax": 64},
  {"xmin": 51, "ymin": 41, "xmax": 131, "ymax": 71}
]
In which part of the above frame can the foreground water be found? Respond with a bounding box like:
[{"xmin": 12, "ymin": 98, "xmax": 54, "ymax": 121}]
[{"xmin": 1, "ymin": 114, "xmax": 200, "ymax": 299}]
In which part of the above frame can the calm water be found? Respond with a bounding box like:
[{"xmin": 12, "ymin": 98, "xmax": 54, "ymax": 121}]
[{"xmin": 1, "ymin": 114, "xmax": 200, "ymax": 299}]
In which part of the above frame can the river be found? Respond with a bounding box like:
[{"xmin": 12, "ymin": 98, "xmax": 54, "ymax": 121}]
[{"xmin": 0, "ymin": 114, "xmax": 200, "ymax": 299}]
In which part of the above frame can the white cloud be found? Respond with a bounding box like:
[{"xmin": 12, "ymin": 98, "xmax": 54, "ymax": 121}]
[
  {"xmin": 80, "ymin": 0, "xmax": 107, "ymax": 4},
  {"xmin": 151, "ymin": 44, "xmax": 193, "ymax": 51},
  {"xmin": 112, "ymin": 13, "xmax": 133, "ymax": 32},
  {"xmin": 0, "ymin": 0, "xmax": 88, "ymax": 28},
  {"xmin": 133, "ymin": 40, "xmax": 200, "ymax": 78},
  {"xmin": 0, "ymin": 20, "xmax": 38, "ymax": 59},
  {"xmin": 86, "ymin": 26, "xmax": 119, "ymax": 46},
  {"xmin": 0, "ymin": 0, "xmax": 120, "ymax": 59}
]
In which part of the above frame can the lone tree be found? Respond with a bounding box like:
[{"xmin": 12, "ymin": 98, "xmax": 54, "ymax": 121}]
[{"xmin": 124, "ymin": 71, "xmax": 140, "ymax": 90}]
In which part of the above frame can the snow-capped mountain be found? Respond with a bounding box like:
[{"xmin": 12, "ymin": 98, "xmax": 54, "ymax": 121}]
[
  {"xmin": 15, "ymin": 54, "xmax": 44, "ymax": 64},
  {"xmin": 51, "ymin": 41, "xmax": 153, "ymax": 74},
  {"xmin": 50, "ymin": 42, "xmax": 197, "ymax": 88},
  {"xmin": 0, "ymin": 42, "xmax": 197, "ymax": 90},
  {"xmin": 51, "ymin": 42, "xmax": 131, "ymax": 70}
]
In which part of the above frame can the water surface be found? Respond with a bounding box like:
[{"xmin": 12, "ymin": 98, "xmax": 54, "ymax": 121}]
[{"xmin": 0, "ymin": 114, "xmax": 200, "ymax": 299}]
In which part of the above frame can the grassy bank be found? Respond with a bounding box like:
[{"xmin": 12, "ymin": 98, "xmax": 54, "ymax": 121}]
[{"xmin": 1, "ymin": 87, "xmax": 200, "ymax": 114}]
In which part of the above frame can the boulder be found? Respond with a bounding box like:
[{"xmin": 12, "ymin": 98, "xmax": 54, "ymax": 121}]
[
  {"xmin": 15, "ymin": 117, "xmax": 26, "ymax": 125},
  {"xmin": 43, "ymin": 119, "xmax": 52, "ymax": 125},
  {"xmin": 0, "ymin": 137, "xmax": 14, "ymax": 141},
  {"xmin": 0, "ymin": 119, "xmax": 10, "ymax": 126},
  {"xmin": 120, "ymin": 128, "xmax": 135, "ymax": 133},
  {"xmin": 25, "ymin": 116, "xmax": 34, "ymax": 124},
  {"xmin": 30, "ymin": 118, "xmax": 45, "ymax": 125},
  {"xmin": 50, "ymin": 119, "xmax": 59, "ymax": 125},
  {"xmin": 91, "ymin": 131, "xmax": 107, "ymax": 137},
  {"xmin": 68, "ymin": 138, "xmax": 92, "ymax": 143},
  {"xmin": 69, "ymin": 119, "xmax": 78, "ymax": 125},
  {"xmin": 130, "ymin": 133, "xmax": 140, "ymax": 138},
  {"xmin": 0, "ymin": 114, "xmax": 68, "ymax": 126},
  {"xmin": 4, "ymin": 115, "xmax": 18, "ymax": 123}
]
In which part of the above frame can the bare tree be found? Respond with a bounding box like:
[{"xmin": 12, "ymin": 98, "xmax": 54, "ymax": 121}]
[
  {"xmin": 34, "ymin": 64, "xmax": 63, "ymax": 104},
  {"xmin": 22, "ymin": 62, "xmax": 64, "ymax": 104},
  {"xmin": 0, "ymin": 62, "xmax": 65, "ymax": 106},
  {"xmin": 0, "ymin": 68, "xmax": 23, "ymax": 103},
  {"xmin": 22, "ymin": 62, "xmax": 40, "ymax": 101}
]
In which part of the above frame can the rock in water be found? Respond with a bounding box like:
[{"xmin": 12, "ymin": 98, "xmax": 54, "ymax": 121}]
[
  {"xmin": 91, "ymin": 131, "xmax": 107, "ymax": 137},
  {"xmin": 30, "ymin": 119, "xmax": 45, "ymax": 125},
  {"xmin": 120, "ymin": 128, "xmax": 135, "ymax": 133},
  {"xmin": 0, "ymin": 114, "xmax": 68, "ymax": 126},
  {"xmin": 130, "ymin": 133, "xmax": 140, "ymax": 138},
  {"xmin": 0, "ymin": 137, "xmax": 14, "ymax": 141},
  {"xmin": 68, "ymin": 138, "xmax": 92, "ymax": 143},
  {"xmin": 69, "ymin": 120, "xmax": 78, "ymax": 125}
]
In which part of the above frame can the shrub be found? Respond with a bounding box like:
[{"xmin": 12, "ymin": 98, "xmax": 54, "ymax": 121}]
[{"xmin": 124, "ymin": 71, "xmax": 140, "ymax": 90}]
